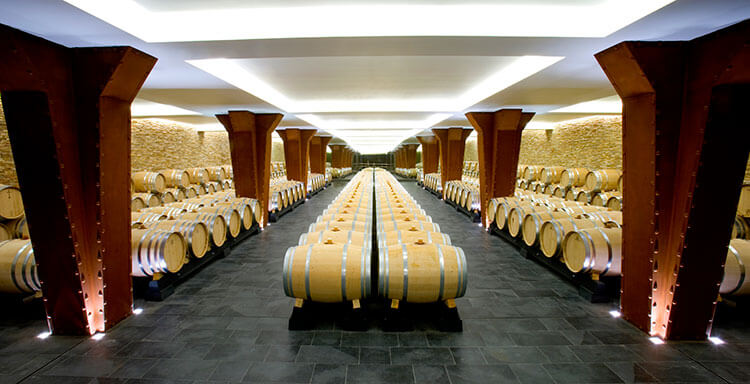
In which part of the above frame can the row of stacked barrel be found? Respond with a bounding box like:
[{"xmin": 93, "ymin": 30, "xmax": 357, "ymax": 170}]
[
  {"xmin": 394, "ymin": 168, "xmax": 417, "ymax": 178},
  {"xmin": 330, "ymin": 167, "xmax": 353, "ymax": 178},
  {"xmin": 282, "ymin": 168, "xmax": 467, "ymax": 309},
  {"xmin": 518, "ymin": 166, "xmax": 623, "ymax": 210},
  {"xmin": 732, "ymin": 185, "xmax": 750, "ymax": 240},
  {"xmin": 307, "ymin": 172, "xmax": 327, "ymax": 194},
  {"xmin": 0, "ymin": 185, "xmax": 37, "ymax": 294},
  {"xmin": 268, "ymin": 162, "xmax": 306, "ymax": 213},
  {"xmin": 131, "ymin": 166, "xmax": 233, "ymax": 211},
  {"xmin": 444, "ymin": 161, "xmax": 481, "ymax": 212},
  {"xmin": 488, "ymin": 187, "xmax": 750, "ymax": 296},
  {"xmin": 422, "ymin": 173, "xmax": 442, "ymax": 193},
  {"xmin": 129, "ymin": 167, "xmax": 262, "ymax": 279}
]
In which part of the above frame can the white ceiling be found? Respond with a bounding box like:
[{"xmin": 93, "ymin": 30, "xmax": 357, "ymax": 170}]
[{"xmin": 1, "ymin": 0, "xmax": 749, "ymax": 153}]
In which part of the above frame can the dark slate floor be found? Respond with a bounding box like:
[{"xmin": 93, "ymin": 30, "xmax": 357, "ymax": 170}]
[{"xmin": 1, "ymin": 176, "xmax": 749, "ymax": 383}]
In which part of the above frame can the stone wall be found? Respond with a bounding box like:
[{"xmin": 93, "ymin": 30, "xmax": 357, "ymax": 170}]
[
  {"xmin": 271, "ymin": 141, "xmax": 285, "ymax": 163},
  {"xmin": 131, "ymin": 119, "xmax": 230, "ymax": 171},
  {"xmin": 518, "ymin": 116, "xmax": 623, "ymax": 169},
  {"xmin": 0, "ymin": 100, "xmax": 17, "ymax": 186},
  {"xmin": 464, "ymin": 139, "xmax": 478, "ymax": 162}
]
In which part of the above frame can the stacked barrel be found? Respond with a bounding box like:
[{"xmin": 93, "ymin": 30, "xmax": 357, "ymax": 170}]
[
  {"xmin": 268, "ymin": 162, "xmax": 305, "ymax": 213},
  {"xmin": 395, "ymin": 167, "xmax": 417, "ymax": 178},
  {"xmin": 444, "ymin": 161, "xmax": 480, "ymax": 212},
  {"xmin": 131, "ymin": 166, "xmax": 262, "ymax": 278},
  {"xmin": 282, "ymin": 168, "xmax": 468, "ymax": 308},
  {"xmin": 284, "ymin": 170, "xmax": 374, "ymax": 303},
  {"xmin": 423, "ymin": 173, "xmax": 442, "ymax": 193},
  {"xmin": 0, "ymin": 185, "xmax": 39, "ymax": 294},
  {"xmin": 724, "ymin": 185, "xmax": 750, "ymax": 295},
  {"xmin": 517, "ymin": 165, "xmax": 623, "ymax": 210},
  {"xmin": 375, "ymin": 169, "xmax": 467, "ymax": 305},
  {"xmin": 307, "ymin": 172, "xmax": 326, "ymax": 193},
  {"xmin": 330, "ymin": 167, "xmax": 353, "ymax": 178}
]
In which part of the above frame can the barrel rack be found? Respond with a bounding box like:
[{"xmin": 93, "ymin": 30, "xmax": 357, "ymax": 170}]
[
  {"xmin": 489, "ymin": 223, "xmax": 619, "ymax": 303},
  {"xmin": 133, "ymin": 223, "xmax": 261, "ymax": 301},
  {"xmin": 306, "ymin": 181, "xmax": 330, "ymax": 199}
]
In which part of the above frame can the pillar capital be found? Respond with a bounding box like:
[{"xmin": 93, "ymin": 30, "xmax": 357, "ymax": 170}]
[
  {"xmin": 309, "ymin": 136, "xmax": 333, "ymax": 175},
  {"xmin": 277, "ymin": 128, "xmax": 317, "ymax": 190},
  {"xmin": 431, "ymin": 128, "xmax": 472, "ymax": 196},
  {"xmin": 416, "ymin": 135, "xmax": 440, "ymax": 175},
  {"xmin": 217, "ymin": 111, "xmax": 283, "ymax": 227},
  {"xmin": 466, "ymin": 109, "xmax": 534, "ymax": 226}
]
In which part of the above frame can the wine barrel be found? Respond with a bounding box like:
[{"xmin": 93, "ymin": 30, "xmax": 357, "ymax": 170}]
[
  {"xmin": 617, "ymin": 174, "xmax": 623, "ymax": 193},
  {"xmin": 523, "ymin": 166, "xmax": 541, "ymax": 181},
  {"xmin": 217, "ymin": 201, "xmax": 253, "ymax": 230},
  {"xmin": 0, "ymin": 239, "xmax": 40, "ymax": 293},
  {"xmin": 539, "ymin": 217, "xmax": 601, "ymax": 257},
  {"xmin": 310, "ymin": 219, "xmax": 372, "ymax": 233},
  {"xmin": 144, "ymin": 220, "xmax": 209, "ymax": 259},
  {"xmin": 584, "ymin": 169, "xmax": 621, "ymax": 192},
  {"xmin": 131, "ymin": 196, "xmax": 147, "ymax": 211},
  {"xmin": 162, "ymin": 190, "xmax": 177, "ymax": 204},
  {"xmin": 186, "ymin": 168, "xmax": 209, "ymax": 185},
  {"xmin": 563, "ymin": 227, "xmax": 622, "ymax": 276},
  {"xmin": 581, "ymin": 211, "xmax": 623, "ymax": 227},
  {"xmin": 179, "ymin": 212, "xmax": 227, "ymax": 247},
  {"xmin": 560, "ymin": 168, "xmax": 589, "ymax": 188},
  {"xmin": 167, "ymin": 201, "xmax": 204, "ymax": 212},
  {"xmin": 487, "ymin": 198, "xmax": 503, "ymax": 225},
  {"xmin": 198, "ymin": 207, "xmax": 241, "ymax": 238},
  {"xmin": 508, "ymin": 205, "xmax": 551, "ymax": 238},
  {"xmin": 132, "ymin": 172, "xmax": 166, "ymax": 193},
  {"xmin": 133, "ymin": 193, "xmax": 162, "ymax": 208},
  {"xmin": 552, "ymin": 185, "xmax": 566, "ymax": 198},
  {"xmin": 557, "ymin": 205, "xmax": 608, "ymax": 216},
  {"xmin": 131, "ymin": 229, "xmax": 186, "ymax": 277},
  {"xmin": 731, "ymin": 216, "xmax": 749, "ymax": 240},
  {"xmin": 720, "ymin": 239, "xmax": 750, "ymax": 295},
  {"xmin": 575, "ymin": 190, "xmax": 593, "ymax": 204},
  {"xmin": 606, "ymin": 196, "xmax": 623, "ymax": 211},
  {"xmin": 495, "ymin": 200, "xmax": 535, "ymax": 231},
  {"xmin": 299, "ymin": 229, "xmax": 369, "ymax": 246},
  {"xmin": 159, "ymin": 169, "xmax": 190, "ymax": 188},
  {"xmin": 378, "ymin": 212, "xmax": 432, "ymax": 224},
  {"xmin": 378, "ymin": 220, "xmax": 440, "ymax": 233},
  {"xmin": 521, "ymin": 211, "xmax": 572, "ymax": 247},
  {"xmin": 131, "ymin": 212, "xmax": 167, "ymax": 225},
  {"xmin": 205, "ymin": 182, "xmax": 217, "ymax": 194},
  {"xmin": 185, "ymin": 186, "xmax": 199, "ymax": 198},
  {"xmin": 0, "ymin": 185, "xmax": 24, "ymax": 220},
  {"xmin": 377, "ymin": 230, "xmax": 451, "ymax": 248},
  {"xmin": 6, "ymin": 216, "xmax": 29, "ymax": 239},
  {"xmin": 379, "ymin": 242, "xmax": 467, "ymax": 303},
  {"xmin": 540, "ymin": 166, "xmax": 566, "ymax": 185},
  {"xmin": 207, "ymin": 166, "xmax": 227, "ymax": 182},
  {"xmin": 592, "ymin": 192, "xmax": 621, "ymax": 207},
  {"xmin": 282, "ymin": 243, "xmax": 371, "ymax": 303},
  {"xmin": 318, "ymin": 212, "xmax": 372, "ymax": 224}
]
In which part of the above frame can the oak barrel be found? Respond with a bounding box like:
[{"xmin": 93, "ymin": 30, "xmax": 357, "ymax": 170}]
[
  {"xmin": 131, "ymin": 229, "xmax": 186, "ymax": 277},
  {"xmin": 132, "ymin": 172, "xmax": 167, "ymax": 193},
  {"xmin": 539, "ymin": 217, "xmax": 601, "ymax": 257},
  {"xmin": 0, "ymin": 239, "xmax": 40, "ymax": 293},
  {"xmin": 283, "ymin": 243, "xmax": 371, "ymax": 303},
  {"xmin": 144, "ymin": 219, "xmax": 209, "ymax": 258},
  {"xmin": 0, "ymin": 185, "xmax": 24, "ymax": 220},
  {"xmin": 159, "ymin": 169, "xmax": 190, "ymax": 188},
  {"xmin": 133, "ymin": 193, "xmax": 161, "ymax": 208},
  {"xmin": 563, "ymin": 227, "xmax": 622, "ymax": 276},
  {"xmin": 299, "ymin": 229, "xmax": 369, "ymax": 246},
  {"xmin": 721, "ymin": 239, "xmax": 750, "ymax": 295},
  {"xmin": 559, "ymin": 168, "xmax": 589, "ymax": 188},
  {"xmin": 6, "ymin": 216, "xmax": 29, "ymax": 239},
  {"xmin": 198, "ymin": 206, "xmax": 241, "ymax": 238},
  {"xmin": 584, "ymin": 169, "xmax": 621, "ymax": 192},
  {"xmin": 178, "ymin": 212, "xmax": 227, "ymax": 247},
  {"xmin": 186, "ymin": 168, "xmax": 209, "ymax": 185},
  {"xmin": 379, "ymin": 242, "xmax": 467, "ymax": 303},
  {"xmin": 377, "ymin": 230, "xmax": 451, "ymax": 248},
  {"xmin": 521, "ymin": 211, "xmax": 572, "ymax": 247}
]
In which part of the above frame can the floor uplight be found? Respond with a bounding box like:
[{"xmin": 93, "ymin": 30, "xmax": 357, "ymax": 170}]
[
  {"xmin": 91, "ymin": 333, "xmax": 105, "ymax": 341},
  {"xmin": 609, "ymin": 310, "xmax": 621, "ymax": 318},
  {"xmin": 36, "ymin": 331, "xmax": 51, "ymax": 339},
  {"xmin": 648, "ymin": 337, "xmax": 664, "ymax": 345},
  {"xmin": 708, "ymin": 336, "xmax": 725, "ymax": 345},
  {"xmin": 133, "ymin": 308, "xmax": 143, "ymax": 315}
]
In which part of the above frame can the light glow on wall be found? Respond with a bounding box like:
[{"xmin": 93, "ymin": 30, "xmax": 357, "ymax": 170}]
[
  {"xmin": 549, "ymin": 96, "xmax": 622, "ymax": 114},
  {"xmin": 131, "ymin": 99, "xmax": 200, "ymax": 117}
]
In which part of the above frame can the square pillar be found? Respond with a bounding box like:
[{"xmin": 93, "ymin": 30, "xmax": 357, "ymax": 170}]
[
  {"xmin": 277, "ymin": 128, "xmax": 317, "ymax": 191},
  {"xmin": 330, "ymin": 145, "xmax": 344, "ymax": 168},
  {"xmin": 403, "ymin": 144, "xmax": 420, "ymax": 169},
  {"xmin": 417, "ymin": 135, "xmax": 440, "ymax": 175},
  {"xmin": 432, "ymin": 128, "xmax": 472, "ymax": 197},
  {"xmin": 595, "ymin": 19, "xmax": 750, "ymax": 340},
  {"xmin": 466, "ymin": 109, "xmax": 534, "ymax": 226},
  {"xmin": 0, "ymin": 24, "xmax": 156, "ymax": 335},
  {"xmin": 309, "ymin": 136, "xmax": 332, "ymax": 175},
  {"xmin": 217, "ymin": 111, "xmax": 283, "ymax": 227}
]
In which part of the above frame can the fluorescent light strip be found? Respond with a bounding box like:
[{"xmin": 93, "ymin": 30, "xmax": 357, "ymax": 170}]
[
  {"xmin": 131, "ymin": 100, "xmax": 200, "ymax": 117},
  {"xmin": 65, "ymin": 0, "xmax": 675, "ymax": 42},
  {"xmin": 187, "ymin": 57, "xmax": 562, "ymax": 113},
  {"xmin": 550, "ymin": 96, "xmax": 623, "ymax": 114}
]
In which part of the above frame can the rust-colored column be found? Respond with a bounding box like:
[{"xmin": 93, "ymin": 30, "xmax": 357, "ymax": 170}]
[
  {"xmin": 278, "ymin": 128, "xmax": 317, "ymax": 191},
  {"xmin": 309, "ymin": 136, "xmax": 332, "ymax": 175},
  {"xmin": 394, "ymin": 148, "xmax": 402, "ymax": 168},
  {"xmin": 466, "ymin": 109, "xmax": 534, "ymax": 227},
  {"xmin": 595, "ymin": 20, "xmax": 750, "ymax": 340},
  {"xmin": 330, "ymin": 145, "xmax": 344, "ymax": 168},
  {"xmin": 344, "ymin": 147, "xmax": 352, "ymax": 167},
  {"xmin": 217, "ymin": 111, "xmax": 283, "ymax": 227},
  {"xmin": 0, "ymin": 25, "xmax": 155, "ymax": 335},
  {"xmin": 432, "ymin": 128, "xmax": 472, "ymax": 196},
  {"xmin": 417, "ymin": 136, "xmax": 440, "ymax": 174},
  {"xmin": 403, "ymin": 144, "xmax": 419, "ymax": 168}
]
